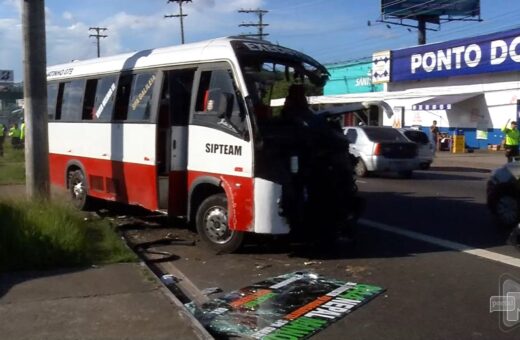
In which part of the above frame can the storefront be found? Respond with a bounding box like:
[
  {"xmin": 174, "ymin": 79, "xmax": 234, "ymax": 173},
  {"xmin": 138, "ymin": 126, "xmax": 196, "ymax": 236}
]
[
  {"xmin": 376, "ymin": 27, "xmax": 520, "ymax": 149},
  {"xmin": 324, "ymin": 59, "xmax": 384, "ymax": 95}
]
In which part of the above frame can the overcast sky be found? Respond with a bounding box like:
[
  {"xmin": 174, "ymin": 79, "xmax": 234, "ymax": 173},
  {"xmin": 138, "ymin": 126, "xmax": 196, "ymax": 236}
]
[{"xmin": 2, "ymin": 0, "xmax": 520, "ymax": 81}]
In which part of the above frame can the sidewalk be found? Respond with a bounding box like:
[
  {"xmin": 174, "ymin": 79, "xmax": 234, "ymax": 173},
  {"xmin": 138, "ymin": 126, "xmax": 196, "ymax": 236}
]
[
  {"xmin": 0, "ymin": 263, "xmax": 212, "ymax": 340},
  {"xmin": 433, "ymin": 149, "xmax": 506, "ymax": 171}
]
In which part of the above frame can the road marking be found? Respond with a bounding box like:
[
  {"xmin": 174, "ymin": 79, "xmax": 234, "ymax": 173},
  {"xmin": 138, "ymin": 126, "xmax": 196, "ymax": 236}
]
[{"xmin": 360, "ymin": 219, "xmax": 520, "ymax": 268}]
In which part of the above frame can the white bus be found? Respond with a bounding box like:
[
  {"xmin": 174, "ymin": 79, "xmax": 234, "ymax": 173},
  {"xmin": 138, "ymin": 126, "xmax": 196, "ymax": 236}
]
[{"xmin": 46, "ymin": 37, "xmax": 361, "ymax": 253}]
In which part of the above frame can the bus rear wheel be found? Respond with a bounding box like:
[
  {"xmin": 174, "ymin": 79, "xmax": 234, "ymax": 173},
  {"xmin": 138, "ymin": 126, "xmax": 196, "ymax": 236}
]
[
  {"xmin": 196, "ymin": 193, "xmax": 244, "ymax": 254},
  {"xmin": 68, "ymin": 169, "xmax": 90, "ymax": 210}
]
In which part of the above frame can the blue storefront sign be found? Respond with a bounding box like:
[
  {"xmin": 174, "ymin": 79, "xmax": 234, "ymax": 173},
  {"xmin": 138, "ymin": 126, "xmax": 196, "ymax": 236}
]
[{"xmin": 392, "ymin": 27, "xmax": 520, "ymax": 82}]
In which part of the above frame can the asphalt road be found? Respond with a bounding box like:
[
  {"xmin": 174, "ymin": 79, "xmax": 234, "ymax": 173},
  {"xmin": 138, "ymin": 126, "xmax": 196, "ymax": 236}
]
[{"xmin": 123, "ymin": 162, "xmax": 520, "ymax": 339}]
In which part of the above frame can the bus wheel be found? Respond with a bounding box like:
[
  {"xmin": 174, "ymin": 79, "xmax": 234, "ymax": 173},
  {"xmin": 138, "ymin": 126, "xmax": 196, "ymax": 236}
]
[
  {"xmin": 68, "ymin": 169, "xmax": 90, "ymax": 210},
  {"xmin": 196, "ymin": 193, "xmax": 244, "ymax": 254}
]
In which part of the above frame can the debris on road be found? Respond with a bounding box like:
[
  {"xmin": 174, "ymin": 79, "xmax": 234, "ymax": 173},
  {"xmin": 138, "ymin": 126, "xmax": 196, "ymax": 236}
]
[
  {"xmin": 161, "ymin": 274, "xmax": 178, "ymax": 285},
  {"xmin": 201, "ymin": 287, "xmax": 223, "ymax": 296},
  {"xmin": 255, "ymin": 263, "xmax": 272, "ymax": 270}
]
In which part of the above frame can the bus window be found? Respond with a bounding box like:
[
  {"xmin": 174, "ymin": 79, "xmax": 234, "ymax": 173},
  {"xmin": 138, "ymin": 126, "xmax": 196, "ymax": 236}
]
[
  {"xmin": 92, "ymin": 75, "xmax": 117, "ymax": 121},
  {"xmin": 127, "ymin": 72, "xmax": 157, "ymax": 121},
  {"xmin": 169, "ymin": 69, "xmax": 195, "ymax": 126},
  {"xmin": 193, "ymin": 69, "xmax": 246, "ymax": 136},
  {"xmin": 60, "ymin": 79, "xmax": 85, "ymax": 121},
  {"xmin": 47, "ymin": 83, "xmax": 58, "ymax": 121},
  {"xmin": 113, "ymin": 74, "xmax": 132, "ymax": 121},
  {"xmin": 82, "ymin": 79, "xmax": 97, "ymax": 120}
]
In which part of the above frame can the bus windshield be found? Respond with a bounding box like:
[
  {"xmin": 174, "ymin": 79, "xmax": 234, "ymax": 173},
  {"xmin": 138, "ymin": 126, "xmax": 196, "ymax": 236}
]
[{"xmin": 232, "ymin": 40, "xmax": 329, "ymax": 121}]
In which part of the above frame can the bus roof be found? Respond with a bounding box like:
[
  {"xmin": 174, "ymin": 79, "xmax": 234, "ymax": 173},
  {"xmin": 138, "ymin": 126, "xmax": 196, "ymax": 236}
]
[{"xmin": 46, "ymin": 37, "xmax": 243, "ymax": 81}]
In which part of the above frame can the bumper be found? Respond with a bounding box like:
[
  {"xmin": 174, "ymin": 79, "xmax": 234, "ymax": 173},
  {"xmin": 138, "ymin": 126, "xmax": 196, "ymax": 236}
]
[{"xmin": 366, "ymin": 156, "xmax": 420, "ymax": 172}]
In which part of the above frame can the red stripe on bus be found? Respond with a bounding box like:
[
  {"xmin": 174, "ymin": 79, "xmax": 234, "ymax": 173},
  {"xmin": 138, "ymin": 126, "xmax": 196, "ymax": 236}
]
[
  {"xmin": 188, "ymin": 170, "xmax": 254, "ymax": 232},
  {"xmin": 49, "ymin": 153, "xmax": 159, "ymax": 211}
]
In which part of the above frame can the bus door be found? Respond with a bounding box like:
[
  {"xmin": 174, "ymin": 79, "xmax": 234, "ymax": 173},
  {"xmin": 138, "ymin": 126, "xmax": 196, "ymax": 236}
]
[
  {"xmin": 188, "ymin": 64, "xmax": 254, "ymax": 231},
  {"xmin": 157, "ymin": 68, "xmax": 195, "ymax": 213}
]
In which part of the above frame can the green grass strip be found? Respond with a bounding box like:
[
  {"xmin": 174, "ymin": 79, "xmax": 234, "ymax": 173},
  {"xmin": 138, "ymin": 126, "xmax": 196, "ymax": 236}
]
[{"xmin": 0, "ymin": 199, "xmax": 137, "ymax": 272}]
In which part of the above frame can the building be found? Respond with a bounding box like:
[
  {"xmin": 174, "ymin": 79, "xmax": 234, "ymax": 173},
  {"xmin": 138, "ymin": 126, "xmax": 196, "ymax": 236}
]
[
  {"xmin": 324, "ymin": 58, "xmax": 383, "ymax": 95},
  {"xmin": 382, "ymin": 27, "xmax": 520, "ymax": 149},
  {"xmin": 321, "ymin": 27, "xmax": 520, "ymax": 149}
]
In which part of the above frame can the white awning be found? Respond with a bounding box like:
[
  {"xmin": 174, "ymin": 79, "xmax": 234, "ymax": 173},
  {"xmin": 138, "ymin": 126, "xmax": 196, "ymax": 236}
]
[{"xmin": 411, "ymin": 93, "xmax": 482, "ymax": 110}]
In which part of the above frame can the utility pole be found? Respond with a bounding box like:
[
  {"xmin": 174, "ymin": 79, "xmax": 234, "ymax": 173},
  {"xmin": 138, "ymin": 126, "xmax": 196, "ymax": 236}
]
[
  {"xmin": 22, "ymin": 0, "xmax": 49, "ymax": 200},
  {"xmin": 238, "ymin": 9, "xmax": 269, "ymax": 40},
  {"xmin": 417, "ymin": 16, "xmax": 426, "ymax": 45},
  {"xmin": 89, "ymin": 27, "xmax": 108, "ymax": 58},
  {"xmin": 165, "ymin": 0, "xmax": 192, "ymax": 44}
]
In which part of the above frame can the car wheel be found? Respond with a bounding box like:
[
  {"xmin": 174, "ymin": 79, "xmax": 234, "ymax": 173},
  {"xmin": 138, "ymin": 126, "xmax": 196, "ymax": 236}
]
[
  {"xmin": 196, "ymin": 193, "xmax": 244, "ymax": 254},
  {"xmin": 354, "ymin": 159, "xmax": 368, "ymax": 177},
  {"xmin": 492, "ymin": 193, "xmax": 519, "ymax": 229},
  {"xmin": 68, "ymin": 169, "xmax": 90, "ymax": 210}
]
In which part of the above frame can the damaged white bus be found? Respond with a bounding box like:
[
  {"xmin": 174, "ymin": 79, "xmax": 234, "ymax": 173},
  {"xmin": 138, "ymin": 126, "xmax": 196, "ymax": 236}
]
[{"xmin": 46, "ymin": 37, "xmax": 362, "ymax": 253}]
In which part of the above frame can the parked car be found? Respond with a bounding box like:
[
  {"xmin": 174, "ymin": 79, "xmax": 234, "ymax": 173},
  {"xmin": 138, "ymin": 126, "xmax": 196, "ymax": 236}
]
[
  {"xmin": 398, "ymin": 128, "xmax": 435, "ymax": 170},
  {"xmin": 343, "ymin": 126, "xmax": 420, "ymax": 178},
  {"xmin": 487, "ymin": 161, "xmax": 520, "ymax": 228}
]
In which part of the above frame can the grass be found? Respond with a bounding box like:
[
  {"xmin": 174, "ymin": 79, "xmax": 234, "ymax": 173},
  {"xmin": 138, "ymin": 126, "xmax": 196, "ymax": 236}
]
[
  {"xmin": 0, "ymin": 199, "xmax": 137, "ymax": 272},
  {"xmin": 0, "ymin": 139, "xmax": 25, "ymax": 184}
]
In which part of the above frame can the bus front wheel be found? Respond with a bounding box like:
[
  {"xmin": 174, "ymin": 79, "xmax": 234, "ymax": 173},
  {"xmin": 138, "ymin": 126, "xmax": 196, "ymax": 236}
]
[
  {"xmin": 196, "ymin": 193, "xmax": 244, "ymax": 254},
  {"xmin": 68, "ymin": 169, "xmax": 90, "ymax": 210}
]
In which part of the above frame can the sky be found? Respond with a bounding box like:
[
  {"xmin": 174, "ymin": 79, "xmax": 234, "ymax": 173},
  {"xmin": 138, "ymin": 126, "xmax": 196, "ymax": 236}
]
[{"xmin": 2, "ymin": 0, "xmax": 520, "ymax": 82}]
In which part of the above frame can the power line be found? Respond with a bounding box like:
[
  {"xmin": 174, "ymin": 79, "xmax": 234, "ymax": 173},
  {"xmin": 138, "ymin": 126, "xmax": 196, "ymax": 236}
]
[
  {"xmin": 238, "ymin": 9, "xmax": 269, "ymax": 40},
  {"xmin": 165, "ymin": 0, "xmax": 192, "ymax": 44},
  {"xmin": 88, "ymin": 27, "xmax": 107, "ymax": 58}
]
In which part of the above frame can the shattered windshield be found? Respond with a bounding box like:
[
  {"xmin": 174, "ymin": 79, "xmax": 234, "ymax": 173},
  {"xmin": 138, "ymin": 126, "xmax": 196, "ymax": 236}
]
[{"xmin": 232, "ymin": 40, "xmax": 329, "ymax": 121}]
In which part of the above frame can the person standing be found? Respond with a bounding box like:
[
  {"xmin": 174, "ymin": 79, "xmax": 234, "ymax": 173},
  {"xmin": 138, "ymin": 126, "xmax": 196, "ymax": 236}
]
[
  {"xmin": 0, "ymin": 123, "xmax": 5, "ymax": 156},
  {"xmin": 502, "ymin": 119, "xmax": 520, "ymax": 162},
  {"xmin": 20, "ymin": 120, "xmax": 25, "ymax": 147},
  {"xmin": 430, "ymin": 120, "xmax": 440, "ymax": 149},
  {"xmin": 8, "ymin": 123, "xmax": 21, "ymax": 148}
]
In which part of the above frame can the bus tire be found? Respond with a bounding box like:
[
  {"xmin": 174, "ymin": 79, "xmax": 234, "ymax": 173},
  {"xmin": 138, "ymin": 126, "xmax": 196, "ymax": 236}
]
[
  {"xmin": 196, "ymin": 193, "xmax": 244, "ymax": 254},
  {"xmin": 68, "ymin": 169, "xmax": 90, "ymax": 210}
]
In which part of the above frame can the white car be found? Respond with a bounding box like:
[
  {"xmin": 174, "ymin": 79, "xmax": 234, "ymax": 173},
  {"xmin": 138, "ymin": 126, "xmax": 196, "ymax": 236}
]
[
  {"xmin": 398, "ymin": 128, "xmax": 435, "ymax": 170},
  {"xmin": 344, "ymin": 126, "xmax": 420, "ymax": 178}
]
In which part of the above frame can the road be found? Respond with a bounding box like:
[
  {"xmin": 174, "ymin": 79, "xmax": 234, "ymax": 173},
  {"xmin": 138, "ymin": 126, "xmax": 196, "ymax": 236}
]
[{"xmin": 122, "ymin": 157, "xmax": 520, "ymax": 339}]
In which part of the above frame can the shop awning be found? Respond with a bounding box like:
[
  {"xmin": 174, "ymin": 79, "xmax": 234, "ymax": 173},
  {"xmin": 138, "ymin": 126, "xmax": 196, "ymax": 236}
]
[{"xmin": 411, "ymin": 93, "xmax": 482, "ymax": 110}]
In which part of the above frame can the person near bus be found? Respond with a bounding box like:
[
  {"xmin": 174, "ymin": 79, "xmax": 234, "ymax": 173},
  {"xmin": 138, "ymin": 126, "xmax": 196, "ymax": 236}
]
[
  {"xmin": 430, "ymin": 120, "xmax": 440, "ymax": 150},
  {"xmin": 8, "ymin": 123, "xmax": 21, "ymax": 148},
  {"xmin": 20, "ymin": 120, "xmax": 25, "ymax": 143},
  {"xmin": 0, "ymin": 123, "xmax": 5, "ymax": 156},
  {"xmin": 502, "ymin": 119, "xmax": 520, "ymax": 162}
]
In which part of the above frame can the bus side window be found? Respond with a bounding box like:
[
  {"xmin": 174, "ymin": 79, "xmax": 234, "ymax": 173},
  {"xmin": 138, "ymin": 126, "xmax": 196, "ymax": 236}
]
[
  {"xmin": 60, "ymin": 79, "xmax": 85, "ymax": 121},
  {"xmin": 82, "ymin": 79, "xmax": 97, "ymax": 120},
  {"xmin": 127, "ymin": 72, "xmax": 157, "ymax": 121},
  {"xmin": 47, "ymin": 83, "xmax": 59, "ymax": 121},
  {"xmin": 193, "ymin": 69, "xmax": 246, "ymax": 136},
  {"xmin": 92, "ymin": 76, "xmax": 117, "ymax": 121},
  {"xmin": 113, "ymin": 74, "xmax": 133, "ymax": 121},
  {"xmin": 55, "ymin": 83, "xmax": 64, "ymax": 120}
]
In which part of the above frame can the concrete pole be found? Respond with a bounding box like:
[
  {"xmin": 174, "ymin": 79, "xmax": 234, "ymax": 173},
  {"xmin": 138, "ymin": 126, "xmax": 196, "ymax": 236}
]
[{"xmin": 22, "ymin": 0, "xmax": 50, "ymax": 200}]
